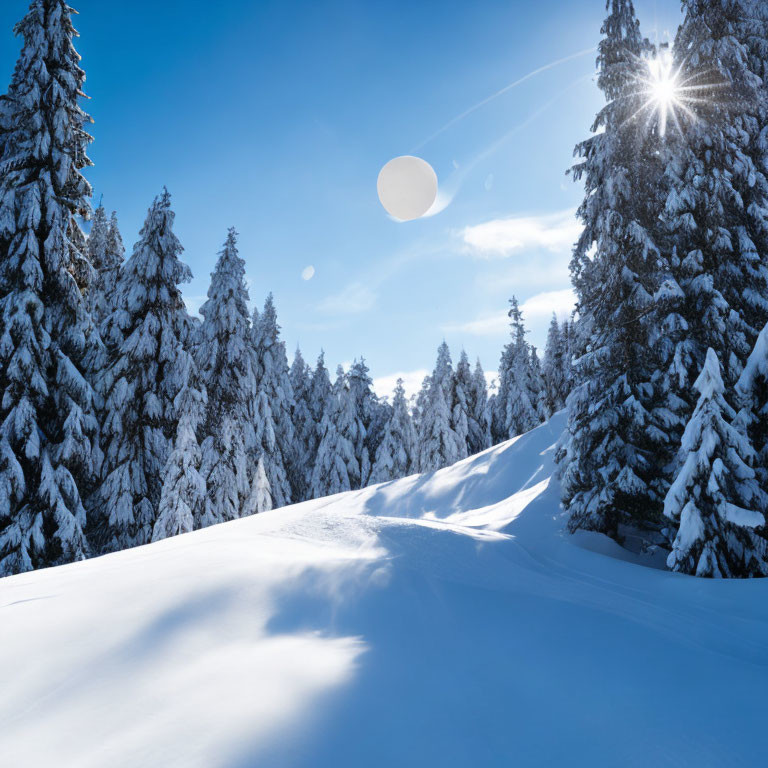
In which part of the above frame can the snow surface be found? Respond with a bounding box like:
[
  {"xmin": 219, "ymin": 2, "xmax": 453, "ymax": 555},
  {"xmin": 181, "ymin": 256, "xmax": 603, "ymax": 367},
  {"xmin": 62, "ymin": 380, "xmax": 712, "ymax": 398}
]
[{"xmin": 2, "ymin": 412, "xmax": 768, "ymax": 767}]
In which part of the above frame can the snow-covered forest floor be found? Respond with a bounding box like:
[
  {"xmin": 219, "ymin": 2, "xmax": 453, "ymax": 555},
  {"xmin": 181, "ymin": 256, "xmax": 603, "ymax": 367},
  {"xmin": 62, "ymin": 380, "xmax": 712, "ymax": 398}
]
[{"xmin": 2, "ymin": 412, "xmax": 767, "ymax": 768}]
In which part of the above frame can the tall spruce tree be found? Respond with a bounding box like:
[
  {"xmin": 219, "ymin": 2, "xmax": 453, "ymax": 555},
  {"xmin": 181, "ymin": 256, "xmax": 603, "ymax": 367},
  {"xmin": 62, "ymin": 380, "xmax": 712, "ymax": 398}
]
[
  {"xmin": 289, "ymin": 347, "xmax": 315, "ymax": 502},
  {"xmin": 662, "ymin": 0, "xmax": 768, "ymax": 393},
  {"xmin": 196, "ymin": 229, "xmax": 258, "ymax": 526},
  {"xmin": 0, "ymin": 0, "xmax": 100, "ymax": 575},
  {"xmin": 468, "ymin": 359, "xmax": 491, "ymax": 454},
  {"xmin": 493, "ymin": 298, "xmax": 540, "ymax": 442},
  {"xmin": 370, "ymin": 378, "xmax": 417, "ymax": 484},
  {"xmin": 310, "ymin": 367, "xmax": 357, "ymax": 497},
  {"xmin": 252, "ymin": 294, "xmax": 295, "ymax": 506},
  {"xmin": 87, "ymin": 205, "xmax": 124, "ymax": 326},
  {"xmin": 542, "ymin": 315, "xmax": 568, "ymax": 414},
  {"xmin": 737, "ymin": 322, "xmax": 768, "ymax": 488},
  {"xmin": 97, "ymin": 190, "xmax": 192, "ymax": 551},
  {"xmin": 558, "ymin": 1, "xmax": 669, "ymax": 539},
  {"xmin": 347, "ymin": 358, "xmax": 376, "ymax": 487},
  {"xmin": 664, "ymin": 349, "xmax": 767, "ymax": 577},
  {"xmin": 453, "ymin": 351, "xmax": 476, "ymax": 458},
  {"xmin": 416, "ymin": 344, "xmax": 464, "ymax": 472},
  {"xmin": 152, "ymin": 348, "xmax": 206, "ymax": 541}
]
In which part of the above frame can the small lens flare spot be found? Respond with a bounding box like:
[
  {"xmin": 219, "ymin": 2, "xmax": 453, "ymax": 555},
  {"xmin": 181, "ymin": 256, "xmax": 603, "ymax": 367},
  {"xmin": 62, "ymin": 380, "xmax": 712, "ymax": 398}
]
[{"xmin": 301, "ymin": 265, "xmax": 315, "ymax": 281}]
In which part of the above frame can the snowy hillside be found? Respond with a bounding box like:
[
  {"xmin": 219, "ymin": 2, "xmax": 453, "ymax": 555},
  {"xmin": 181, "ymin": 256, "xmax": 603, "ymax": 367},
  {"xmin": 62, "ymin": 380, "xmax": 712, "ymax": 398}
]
[{"xmin": 2, "ymin": 412, "xmax": 767, "ymax": 768}]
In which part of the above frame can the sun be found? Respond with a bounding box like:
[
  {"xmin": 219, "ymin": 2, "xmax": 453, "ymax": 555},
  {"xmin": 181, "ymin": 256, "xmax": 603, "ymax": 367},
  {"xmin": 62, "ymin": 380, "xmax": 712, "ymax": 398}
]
[{"xmin": 642, "ymin": 51, "xmax": 683, "ymax": 137}]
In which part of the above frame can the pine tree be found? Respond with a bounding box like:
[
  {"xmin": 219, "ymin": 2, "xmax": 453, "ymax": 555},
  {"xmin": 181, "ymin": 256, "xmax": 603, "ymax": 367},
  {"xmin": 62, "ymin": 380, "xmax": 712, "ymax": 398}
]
[
  {"xmin": 664, "ymin": 349, "xmax": 767, "ymax": 577},
  {"xmin": 97, "ymin": 190, "xmax": 192, "ymax": 551},
  {"xmin": 468, "ymin": 359, "xmax": 491, "ymax": 454},
  {"xmin": 310, "ymin": 367, "xmax": 357, "ymax": 497},
  {"xmin": 558, "ymin": 1, "xmax": 670, "ymax": 539},
  {"xmin": 542, "ymin": 315, "xmax": 568, "ymax": 414},
  {"xmin": 663, "ymin": 0, "xmax": 768, "ymax": 391},
  {"xmin": 87, "ymin": 205, "xmax": 124, "ymax": 326},
  {"xmin": 370, "ymin": 378, "xmax": 417, "ymax": 483},
  {"xmin": 453, "ymin": 351, "xmax": 476, "ymax": 457},
  {"xmin": 0, "ymin": 0, "xmax": 100, "ymax": 575},
  {"xmin": 737, "ymin": 322, "xmax": 768, "ymax": 488},
  {"xmin": 416, "ymin": 344, "xmax": 465, "ymax": 472},
  {"xmin": 493, "ymin": 298, "xmax": 540, "ymax": 442},
  {"xmin": 289, "ymin": 347, "xmax": 315, "ymax": 501},
  {"xmin": 252, "ymin": 294, "xmax": 295, "ymax": 506},
  {"xmin": 347, "ymin": 358, "xmax": 376, "ymax": 487},
  {"xmin": 529, "ymin": 345, "xmax": 549, "ymax": 421},
  {"xmin": 152, "ymin": 348, "xmax": 206, "ymax": 541},
  {"xmin": 196, "ymin": 228, "xmax": 257, "ymax": 526}
]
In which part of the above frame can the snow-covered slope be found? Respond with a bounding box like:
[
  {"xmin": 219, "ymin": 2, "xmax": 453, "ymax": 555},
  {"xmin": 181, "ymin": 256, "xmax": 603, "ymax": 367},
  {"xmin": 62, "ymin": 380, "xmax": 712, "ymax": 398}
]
[{"xmin": 2, "ymin": 412, "xmax": 767, "ymax": 767}]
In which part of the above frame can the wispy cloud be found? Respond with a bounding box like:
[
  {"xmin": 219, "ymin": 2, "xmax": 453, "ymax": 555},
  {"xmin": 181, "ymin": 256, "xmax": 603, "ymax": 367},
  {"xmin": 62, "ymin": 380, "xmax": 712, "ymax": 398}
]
[
  {"xmin": 317, "ymin": 281, "xmax": 377, "ymax": 316},
  {"xmin": 443, "ymin": 288, "xmax": 575, "ymax": 337},
  {"xmin": 373, "ymin": 369, "xmax": 429, "ymax": 400},
  {"xmin": 461, "ymin": 209, "xmax": 581, "ymax": 258}
]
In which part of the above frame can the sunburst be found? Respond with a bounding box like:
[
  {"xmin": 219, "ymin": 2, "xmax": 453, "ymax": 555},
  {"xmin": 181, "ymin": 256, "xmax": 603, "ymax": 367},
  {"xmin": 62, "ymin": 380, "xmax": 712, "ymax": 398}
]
[{"xmin": 629, "ymin": 49, "xmax": 714, "ymax": 138}]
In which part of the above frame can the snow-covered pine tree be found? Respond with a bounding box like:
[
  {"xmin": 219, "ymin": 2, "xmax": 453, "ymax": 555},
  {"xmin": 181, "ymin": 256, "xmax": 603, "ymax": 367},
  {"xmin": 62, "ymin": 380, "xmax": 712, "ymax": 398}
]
[
  {"xmin": 289, "ymin": 347, "xmax": 315, "ymax": 501},
  {"xmin": 310, "ymin": 351, "xmax": 332, "ymax": 430},
  {"xmin": 664, "ymin": 349, "xmax": 767, "ymax": 577},
  {"xmin": 737, "ymin": 322, "xmax": 768, "ymax": 488},
  {"xmin": 196, "ymin": 228, "xmax": 258, "ymax": 526},
  {"xmin": 467, "ymin": 359, "xmax": 492, "ymax": 455},
  {"xmin": 347, "ymin": 358, "xmax": 376, "ymax": 487},
  {"xmin": 529, "ymin": 345, "xmax": 549, "ymax": 421},
  {"xmin": 97, "ymin": 190, "xmax": 192, "ymax": 551},
  {"xmin": 370, "ymin": 378, "xmax": 417, "ymax": 483},
  {"xmin": 152, "ymin": 348, "xmax": 206, "ymax": 541},
  {"xmin": 493, "ymin": 298, "xmax": 540, "ymax": 443},
  {"xmin": 252, "ymin": 294, "xmax": 295, "ymax": 505},
  {"xmin": 87, "ymin": 205, "xmax": 124, "ymax": 327},
  {"xmin": 661, "ymin": 0, "xmax": 768, "ymax": 393},
  {"xmin": 558, "ymin": 1, "xmax": 670, "ymax": 539},
  {"xmin": 309, "ymin": 367, "xmax": 358, "ymax": 497},
  {"xmin": 416, "ymin": 344, "xmax": 465, "ymax": 472},
  {"xmin": 453, "ymin": 351, "xmax": 476, "ymax": 457},
  {"xmin": 0, "ymin": 0, "xmax": 100, "ymax": 575},
  {"xmin": 542, "ymin": 315, "xmax": 568, "ymax": 414}
]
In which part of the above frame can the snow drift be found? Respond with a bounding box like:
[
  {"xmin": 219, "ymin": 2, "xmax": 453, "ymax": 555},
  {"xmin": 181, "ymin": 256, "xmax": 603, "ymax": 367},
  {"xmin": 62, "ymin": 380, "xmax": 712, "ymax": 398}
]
[{"xmin": 2, "ymin": 412, "xmax": 767, "ymax": 767}]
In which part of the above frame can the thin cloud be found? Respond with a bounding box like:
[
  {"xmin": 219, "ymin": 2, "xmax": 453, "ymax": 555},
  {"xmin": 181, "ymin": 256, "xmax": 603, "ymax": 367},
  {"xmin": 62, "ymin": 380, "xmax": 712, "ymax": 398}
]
[
  {"xmin": 461, "ymin": 209, "xmax": 581, "ymax": 258},
  {"xmin": 317, "ymin": 282, "xmax": 377, "ymax": 316},
  {"xmin": 373, "ymin": 369, "xmax": 429, "ymax": 400},
  {"xmin": 444, "ymin": 289, "xmax": 575, "ymax": 337}
]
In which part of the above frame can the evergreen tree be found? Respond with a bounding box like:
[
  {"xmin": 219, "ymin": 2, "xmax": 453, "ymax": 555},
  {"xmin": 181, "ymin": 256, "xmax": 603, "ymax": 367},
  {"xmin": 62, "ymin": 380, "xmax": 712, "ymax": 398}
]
[
  {"xmin": 289, "ymin": 347, "xmax": 315, "ymax": 501},
  {"xmin": 467, "ymin": 359, "xmax": 491, "ymax": 455},
  {"xmin": 309, "ymin": 367, "xmax": 357, "ymax": 497},
  {"xmin": 252, "ymin": 294, "xmax": 295, "ymax": 506},
  {"xmin": 453, "ymin": 351, "xmax": 475, "ymax": 457},
  {"xmin": 558, "ymin": 1, "xmax": 669, "ymax": 539},
  {"xmin": 347, "ymin": 358, "xmax": 376, "ymax": 487},
  {"xmin": 152, "ymin": 348, "xmax": 206, "ymax": 541},
  {"xmin": 196, "ymin": 228, "xmax": 258, "ymax": 526},
  {"xmin": 97, "ymin": 190, "xmax": 192, "ymax": 551},
  {"xmin": 370, "ymin": 378, "xmax": 417, "ymax": 483},
  {"xmin": 542, "ymin": 315, "xmax": 568, "ymax": 414},
  {"xmin": 416, "ymin": 344, "xmax": 465, "ymax": 472},
  {"xmin": 663, "ymin": 0, "xmax": 768, "ymax": 392},
  {"xmin": 87, "ymin": 205, "xmax": 124, "ymax": 326},
  {"xmin": 493, "ymin": 298, "xmax": 540, "ymax": 442},
  {"xmin": 0, "ymin": 0, "xmax": 99, "ymax": 575},
  {"xmin": 529, "ymin": 345, "xmax": 549, "ymax": 421},
  {"xmin": 737, "ymin": 322, "xmax": 768, "ymax": 488},
  {"xmin": 664, "ymin": 349, "xmax": 767, "ymax": 577}
]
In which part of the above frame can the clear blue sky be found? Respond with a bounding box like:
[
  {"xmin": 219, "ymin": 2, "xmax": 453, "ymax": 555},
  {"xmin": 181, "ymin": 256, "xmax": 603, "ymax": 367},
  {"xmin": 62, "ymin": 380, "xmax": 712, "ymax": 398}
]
[{"xmin": 0, "ymin": 0, "xmax": 681, "ymax": 393}]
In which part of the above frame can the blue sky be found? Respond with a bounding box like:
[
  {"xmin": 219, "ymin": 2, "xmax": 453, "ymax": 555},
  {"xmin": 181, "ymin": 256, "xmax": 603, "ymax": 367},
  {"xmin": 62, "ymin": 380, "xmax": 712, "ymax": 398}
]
[{"xmin": 0, "ymin": 0, "xmax": 682, "ymax": 394}]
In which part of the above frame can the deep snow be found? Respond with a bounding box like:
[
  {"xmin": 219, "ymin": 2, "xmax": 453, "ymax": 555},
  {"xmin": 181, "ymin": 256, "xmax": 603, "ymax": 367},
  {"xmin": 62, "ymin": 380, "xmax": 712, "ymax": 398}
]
[{"xmin": 2, "ymin": 412, "xmax": 767, "ymax": 767}]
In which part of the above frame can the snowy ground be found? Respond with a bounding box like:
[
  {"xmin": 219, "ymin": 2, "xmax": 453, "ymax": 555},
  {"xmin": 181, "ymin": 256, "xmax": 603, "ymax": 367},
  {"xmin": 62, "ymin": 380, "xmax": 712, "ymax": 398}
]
[{"xmin": 2, "ymin": 412, "xmax": 767, "ymax": 767}]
